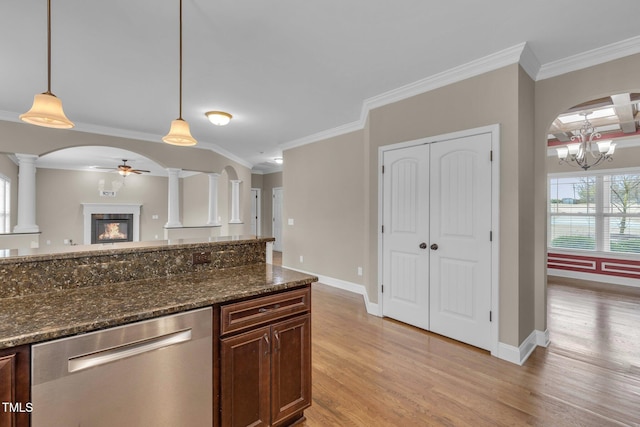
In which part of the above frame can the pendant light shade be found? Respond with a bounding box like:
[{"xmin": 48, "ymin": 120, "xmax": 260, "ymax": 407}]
[
  {"xmin": 20, "ymin": 0, "xmax": 74, "ymax": 129},
  {"xmin": 163, "ymin": 0, "xmax": 197, "ymax": 146},
  {"xmin": 163, "ymin": 118, "xmax": 197, "ymax": 146},
  {"xmin": 20, "ymin": 92, "xmax": 74, "ymax": 129}
]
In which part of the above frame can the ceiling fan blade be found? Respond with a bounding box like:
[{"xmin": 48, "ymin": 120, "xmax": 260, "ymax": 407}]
[{"xmin": 131, "ymin": 170, "xmax": 143, "ymax": 174}]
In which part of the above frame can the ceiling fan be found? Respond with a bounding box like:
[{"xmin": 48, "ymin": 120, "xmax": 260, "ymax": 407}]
[{"xmin": 98, "ymin": 159, "xmax": 150, "ymax": 176}]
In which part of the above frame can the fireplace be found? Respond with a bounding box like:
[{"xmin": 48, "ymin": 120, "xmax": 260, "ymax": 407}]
[
  {"xmin": 82, "ymin": 203, "xmax": 141, "ymax": 245},
  {"xmin": 91, "ymin": 214, "xmax": 134, "ymax": 244}
]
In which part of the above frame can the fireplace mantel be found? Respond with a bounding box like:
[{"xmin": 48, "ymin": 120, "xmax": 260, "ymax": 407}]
[{"xmin": 82, "ymin": 203, "xmax": 141, "ymax": 245}]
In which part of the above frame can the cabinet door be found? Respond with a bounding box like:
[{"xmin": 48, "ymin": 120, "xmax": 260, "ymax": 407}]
[
  {"xmin": 270, "ymin": 315, "xmax": 311, "ymax": 426},
  {"xmin": 0, "ymin": 345, "xmax": 30, "ymax": 427},
  {"xmin": 221, "ymin": 326, "xmax": 271, "ymax": 427}
]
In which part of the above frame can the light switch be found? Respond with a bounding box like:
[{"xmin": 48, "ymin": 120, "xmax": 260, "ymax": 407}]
[{"xmin": 288, "ymin": 218, "xmax": 294, "ymax": 225}]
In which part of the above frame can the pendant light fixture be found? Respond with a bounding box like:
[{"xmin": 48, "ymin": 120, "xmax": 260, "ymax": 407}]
[
  {"xmin": 163, "ymin": 0, "xmax": 197, "ymax": 146},
  {"xmin": 20, "ymin": 0, "xmax": 74, "ymax": 129}
]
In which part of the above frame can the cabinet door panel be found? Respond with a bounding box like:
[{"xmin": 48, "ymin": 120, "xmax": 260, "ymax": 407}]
[
  {"xmin": 0, "ymin": 345, "xmax": 30, "ymax": 427},
  {"xmin": 270, "ymin": 315, "xmax": 311, "ymax": 426},
  {"xmin": 221, "ymin": 327, "xmax": 271, "ymax": 427}
]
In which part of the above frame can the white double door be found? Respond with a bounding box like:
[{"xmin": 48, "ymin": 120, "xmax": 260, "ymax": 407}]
[{"xmin": 382, "ymin": 132, "xmax": 493, "ymax": 350}]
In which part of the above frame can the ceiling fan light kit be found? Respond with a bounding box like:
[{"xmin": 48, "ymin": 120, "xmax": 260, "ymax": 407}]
[{"xmin": 20, "ymin": 0, "xmax": 74, "ymax": 129}]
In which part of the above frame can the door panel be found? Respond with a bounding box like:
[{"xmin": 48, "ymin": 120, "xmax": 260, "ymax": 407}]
[
  {"xmin": 429, "ymin": 134, "xmax": 492, "ymax": 350},
  {"xmin": 382, "ymin": 145, "xmax": 430, "ymax": 330},
  {"xmin": 273, "ymin": 188, "xmax": 283, "ymax": 252},
  {"xmin": 271, "ymin": 315, "xmax": 311, "ymax": 426},
  {"xmin": 221, "ymin": 327, "xmax": 271, "ymax": 427}
]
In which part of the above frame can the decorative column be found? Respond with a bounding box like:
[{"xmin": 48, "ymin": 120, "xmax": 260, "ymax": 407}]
[
  {"xmin": 207, "ymin": 173, "xmax": 221, "ymax": 226},
  {"xmin": 165, "ymin": 168, "xmax": 182, "ymax": 228},
  {"xmin": 13, "ymin": 154, "xmax": 40, "ymax": 233},
  {"xmin": 229, "ymin": 179, "xmax": 242, "ymax": 223}
]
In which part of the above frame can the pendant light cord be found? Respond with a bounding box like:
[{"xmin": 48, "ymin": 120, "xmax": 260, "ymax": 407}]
[
  {"xmin": 46, "ymin": 0, "xmax": 52, "ymax": 95},
  {"xmin": 178, "ymin": 0, "xmax": 183, "ymax": 120}
]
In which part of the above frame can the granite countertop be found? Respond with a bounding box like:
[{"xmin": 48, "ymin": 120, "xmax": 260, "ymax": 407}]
[
  {"xmin": 0, "ymin": 263, "xmax": 317, "ymax": 349},
  {"xmin": 0, "ymin": 235, "xmax": 274, "ymax": 262}
]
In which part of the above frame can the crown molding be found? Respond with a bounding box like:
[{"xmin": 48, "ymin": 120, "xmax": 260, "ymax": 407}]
[
  {"xmin": 279, "ymin": 118, "xmax": 364, "ymax": 151},
  {"xmin": 0, "ymin": 110, "xmax": 252, "ymax": 169},
  {"xmin": 251, "ymin": 165, "xmax": 283, "ymax": 175},
  {"xmin": 537, "ymin": 35, "xmax": 640, "ymax": 81},
  {"xmin": 281, "ymin": 43, "xmax": 529, "ymax": 152},
  {"xmin": 363, "ymin": 42, "xmax": 528, "ymax": 113},
  {"xmin": 518, "ymin": 42, "xmax": 542, "ymax": 81}
]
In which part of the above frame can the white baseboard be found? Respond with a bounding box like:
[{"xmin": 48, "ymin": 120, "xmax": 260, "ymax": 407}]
[
  {"xmin": 285, "ymin": 264, "xmax": 552, "ymax": 366},
  {"xmin": 497, "ymin": 329, "xmax": 549, "ymax": 365},
  {"xmin": 548, "ymin": 268, "xmax": 640, "ymax": 288},
  {"xmin": 282, "ymin": 265, "xmax": 380, "ymax": 316}
]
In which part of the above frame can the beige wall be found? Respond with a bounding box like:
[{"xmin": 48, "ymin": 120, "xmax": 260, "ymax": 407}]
[
  {"xmin": 284, "ymin": 132, "xmax": 365, "ymax": 284},
  {"xmin": 0, "ymin": 121, "xmax": 244, "ymax": 174},
  {"xmin": 368, "ymin": 64, "xmax": 528, "ymax": 346},
  {"xmin": 262, "ymin": 172, "xmax": 282, "ymax": 238},
  {"xmin": 251, "ymin": 172, "xmax": 283, "ymax": 239},
  {"xmin": 518, "ymin": 66, "xmax": 536, "ymax": 341},
  {"xmin": 534, "ymin": 52, "xmax": 640, "ymax": 333},
  {"xmin": 0, "ymin": 121, "xmax": 252, "ymax": 244},
  {"xmin": 36, "ymin": 169, "xmax": 168, "ymax": 246},
  {"xmin": 183, "ymin": 173, "xmax": 209, "ymax": 226},
  {"xmin": 283, "ymin": 64, "xmax": 541, "ymax": 348}
]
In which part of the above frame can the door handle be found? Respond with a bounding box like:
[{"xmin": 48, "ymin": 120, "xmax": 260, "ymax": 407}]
[
  {"xmin": 419, "ymin": 242, "xmax": 427, "ymax": 249},
  {"xmin": 430, "ymin": 243, "xmax": 438, "ymax": 250}
]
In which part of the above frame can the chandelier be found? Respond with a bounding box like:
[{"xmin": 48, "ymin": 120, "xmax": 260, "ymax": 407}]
[{"xmin": 556, "ymin": 112, "xmax": 616, "ymax": 170}]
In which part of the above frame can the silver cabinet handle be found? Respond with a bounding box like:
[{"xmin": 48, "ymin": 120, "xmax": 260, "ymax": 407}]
[{"xmin": 68, "ymin": 329, "xmax": 192, "ymax": 373}]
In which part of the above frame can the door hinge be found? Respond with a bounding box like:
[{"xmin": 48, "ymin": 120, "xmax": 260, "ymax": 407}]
[
  {"xmin": 490, "ymin": 150, "xmax": 493, "ymax": 161},
  {"xmin": 490, "ymin": 231, "xmax": 493, "ymax": 241},
  {"xmin": 489, "ymin": 311, "xmax": 492, "ymax": 322},
  {"xmin": 381, "ymin": 284, "xmax": 384, "ymax": 293},
  {"xmin": 381, "ymin": 225, "xmax": 384, "ymax": 233},
  {"xmin": 382, "ymin": 165, "xmax": 385, "ymax": 174}
]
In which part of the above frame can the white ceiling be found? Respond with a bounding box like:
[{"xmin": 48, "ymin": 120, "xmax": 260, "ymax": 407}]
[{"xmin": 2, "ymin": 0, "xmax": 640, "ymax": 173}]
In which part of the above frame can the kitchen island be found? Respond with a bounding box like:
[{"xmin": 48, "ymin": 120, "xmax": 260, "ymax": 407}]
[{"xmin": 0, "ymin": 236, "xmax": 317, "ymax": 427}]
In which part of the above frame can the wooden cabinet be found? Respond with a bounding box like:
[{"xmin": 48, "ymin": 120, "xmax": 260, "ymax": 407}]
[
  {"xmin": 0, "ymin": 345, "xmax": 30, "ymax": 427},
  {"xmin": 220, "ymin": 287, "xmax": 311, "ymax": 427}
]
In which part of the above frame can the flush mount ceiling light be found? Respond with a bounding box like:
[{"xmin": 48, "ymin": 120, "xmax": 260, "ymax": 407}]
[
  {"xmin": 274, "ymin": 157, "xmax": 283, "ymax": 164},
  {"xmin": 205, "ymin": 111, "xmax": 232, "ymax": 126},
  {"xmin": 556, "ymin": 111, "xmax": 616, "ymax": 171},
  {"xmin": 163, "ymin": 0, "xmax": 197, "ymax": 146},
  {"xmin": 20, "ymin": 0, "xmax": 74, "ymax": 129}
]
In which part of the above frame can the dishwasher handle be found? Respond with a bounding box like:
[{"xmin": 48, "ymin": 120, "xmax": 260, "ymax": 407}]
[{"xmin": 68, "ymin": 329, "xmax": 192, "ymax": 373}]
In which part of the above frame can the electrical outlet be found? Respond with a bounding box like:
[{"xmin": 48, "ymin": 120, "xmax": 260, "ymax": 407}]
[
  {"xmin": 299, "ymin": 255, "xmax": 304, "ymax": 263},
  {"xmin": 192, "ymin": 251, "xmax": 211, "ymax": 265},
  {"xmin": 357, "ymin": 267, "xmax": 363, "ymax": 276}
]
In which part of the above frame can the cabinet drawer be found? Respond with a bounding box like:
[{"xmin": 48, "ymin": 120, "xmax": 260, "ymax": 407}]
[{"xmin": 221, "ymin": 287, "xmax": 310, "ymax": 335}]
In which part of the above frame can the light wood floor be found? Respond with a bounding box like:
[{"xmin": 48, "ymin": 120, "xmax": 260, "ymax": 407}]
[{"xmin": 293, "ymin": 271, "xmax": 640, "ymax": 426}]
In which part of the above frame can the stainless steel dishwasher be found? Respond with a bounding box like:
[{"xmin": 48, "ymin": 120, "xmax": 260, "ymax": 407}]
[{"xmin": 31, "ymin": 307, "xmax": 213, "ymax": 427}]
